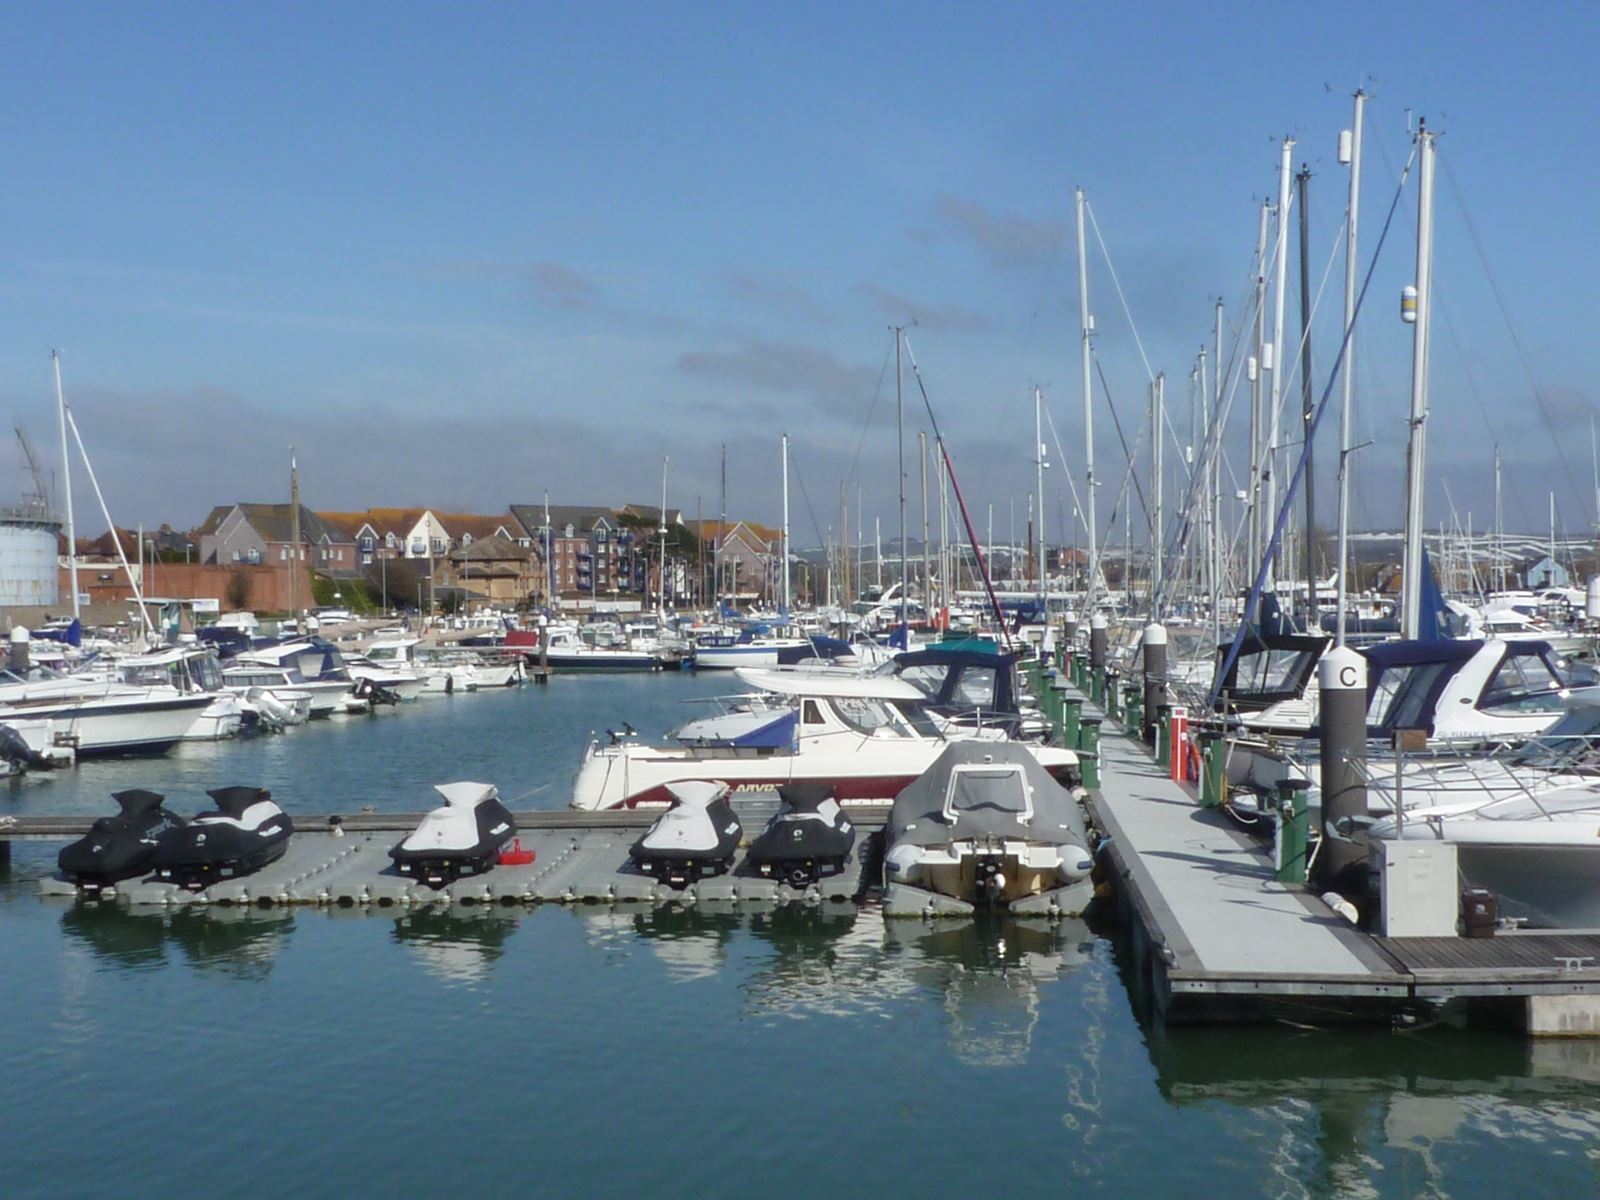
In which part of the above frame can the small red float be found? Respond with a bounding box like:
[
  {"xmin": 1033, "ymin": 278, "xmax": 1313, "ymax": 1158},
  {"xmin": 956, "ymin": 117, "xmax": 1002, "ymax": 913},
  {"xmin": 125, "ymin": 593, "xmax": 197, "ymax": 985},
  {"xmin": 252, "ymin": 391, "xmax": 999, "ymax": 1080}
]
[{"xmin": 498, "ymin": 838, "xmax": 536, "ymax": 866}]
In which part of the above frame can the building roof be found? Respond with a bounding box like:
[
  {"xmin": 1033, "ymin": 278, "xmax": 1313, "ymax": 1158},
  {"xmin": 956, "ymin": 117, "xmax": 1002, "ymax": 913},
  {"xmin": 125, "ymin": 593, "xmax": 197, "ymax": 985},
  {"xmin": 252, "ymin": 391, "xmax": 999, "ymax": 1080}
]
[
  {"xmin": 210, "ymin": 503, "xmax": 347, "ymax": 546},
  {"xmin": 687, "ymin": 519, "xmax": 780, "ymax": 548},
  {"xmin": 448, "ymin": 533, "xmax": 531, "ymax": 562},
  {"xmin": 438, "ymin": 512, "xmax": 528, "ymax": 542},
  {"xmin": 509, "ymin": 503, "xmax": 617, "ymax": 536}
]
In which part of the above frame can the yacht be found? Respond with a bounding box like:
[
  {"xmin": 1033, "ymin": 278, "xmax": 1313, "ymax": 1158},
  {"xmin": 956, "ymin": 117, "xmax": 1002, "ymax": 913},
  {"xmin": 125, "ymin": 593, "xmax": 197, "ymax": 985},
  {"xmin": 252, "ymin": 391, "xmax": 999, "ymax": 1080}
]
[
  {"xmin": 571, "ymin": 669, "xmax": 1077, "ymax": 811},
  {"xmin": 238, "ymin": 637, "xmax": 424, "ymax": 702},
  {"xmin": 115, "ymin": 647, "xmax": 245, "ymax": 741},
  {"xmin": 221, "ymin": 662, "xmax": 347, "ymax": 718}
]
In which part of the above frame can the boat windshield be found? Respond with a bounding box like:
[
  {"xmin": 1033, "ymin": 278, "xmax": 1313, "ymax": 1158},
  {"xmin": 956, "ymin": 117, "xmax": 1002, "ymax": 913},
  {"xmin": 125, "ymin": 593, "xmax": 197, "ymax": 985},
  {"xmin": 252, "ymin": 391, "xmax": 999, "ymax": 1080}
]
[
  {"xmin": 1510, "ymin": 706, "xmax": 1600, "ymax": 772},
  {"xmin": 1479, "ymin": 648, "xmax": 1567, "ymax": 715},
  {"xmin": 891, "ymin": 700, "xmax": 943, "ymax": 738},
  {"xmin": 1368, "ymin": 661, "xmax": 1459, "ymax": 733},
  {"xmin": 831, "ymin": 696, "xmax": 908, "ymax": 737}
]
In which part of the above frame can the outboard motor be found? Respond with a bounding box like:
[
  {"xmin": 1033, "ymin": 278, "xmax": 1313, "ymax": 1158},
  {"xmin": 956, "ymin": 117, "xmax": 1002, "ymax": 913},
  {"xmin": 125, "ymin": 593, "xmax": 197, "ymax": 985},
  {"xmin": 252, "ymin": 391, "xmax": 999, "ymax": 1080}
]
[
  {"xmin": 58, "ymin": 790, "xmax": 186, "ymax": 890},
  {"xmin": 152, "ymin": 786, "xmax": 293, "ymax": 891},
  {"xmin": 390, "ymin": 782, "xmax": 517, "ymax": 889},
  {"xmin": 745, "ymin": 782, "xmax": 856, "ymax": 888},
  {"xmin": 629, "ymin": 780, "xmax": 741, "ymax": 890},
  {"xmin": 354, "ymin": 677, "xmax": 400, "ymax": 707},
  {"xmin": 0, "ymin": 723, "xmax": 52, "ymax": 771}
]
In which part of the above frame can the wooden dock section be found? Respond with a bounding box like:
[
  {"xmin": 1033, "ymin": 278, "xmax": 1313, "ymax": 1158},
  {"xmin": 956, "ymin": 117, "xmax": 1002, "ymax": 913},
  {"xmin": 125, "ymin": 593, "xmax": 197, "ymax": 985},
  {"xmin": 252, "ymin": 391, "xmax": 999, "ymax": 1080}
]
[{"xmin": 1068, "ymin": 673, "xmax": 1600, "ymax": 1031}]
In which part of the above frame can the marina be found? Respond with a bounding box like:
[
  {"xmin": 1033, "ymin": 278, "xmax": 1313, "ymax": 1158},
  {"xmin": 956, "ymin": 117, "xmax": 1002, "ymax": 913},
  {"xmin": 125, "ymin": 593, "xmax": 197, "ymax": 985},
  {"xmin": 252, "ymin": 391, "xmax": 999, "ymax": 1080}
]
[{"xmin": 9, "ymin": 7, "xmax": 1600, "ymax": 1196}]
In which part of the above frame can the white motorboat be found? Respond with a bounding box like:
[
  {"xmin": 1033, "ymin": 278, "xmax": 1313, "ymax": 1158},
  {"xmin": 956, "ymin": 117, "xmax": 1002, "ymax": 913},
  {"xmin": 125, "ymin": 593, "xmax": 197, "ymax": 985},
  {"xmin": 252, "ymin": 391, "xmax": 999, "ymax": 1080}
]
[
  {"xmin": 571, "ymin": 669, "xmax": 1077, "ymax": 811},
  {"xmin": 221, "ymin": 662, "xmax": 352, "ymax": 718},
  {"xmin": 363, "ymin": 638, "xmax": 454, "ymax": 694},
  {"xmin": 239, "ymin": 637, "xmax": 424, "ymax": 702},
  {"xmin": 114, "ymin": 647, "xmax": 245, "ymax": 741},
  {"xmin": 0, "ymin": 656, "xmax": 223, "ymax": 756}
]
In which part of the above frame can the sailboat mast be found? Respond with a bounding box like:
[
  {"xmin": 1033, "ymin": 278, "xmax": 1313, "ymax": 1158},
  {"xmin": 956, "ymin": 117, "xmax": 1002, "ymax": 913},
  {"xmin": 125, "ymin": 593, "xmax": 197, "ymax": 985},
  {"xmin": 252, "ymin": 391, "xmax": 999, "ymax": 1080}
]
[
  {"xmin": 1212, "ymin": 300, "xmax": 1224, "ymax": 649},
  {"xmin": 1151, "ymin": 375, "xmax": 1163, "ymax": 605},
  {"xmin": 289, "ymin": 449, "xmax": 301, "ymax": 620},
  {"xmin": 1493, "ymin": 447, "xmax": 1503, "ymax": 595},
  {"xmin": 1297, "ymin": 161, "xmax": 1317, "ymax": 627},
  {"xmin": 779, "ymin": 436, "xmax": 790, "ymax": 615},
  {"xmin": 1400, "ymin": 124, "xmax": 1437, "ymax": 639},
  {"xmin": 895, "ymin": 326, "xmax": 909, "ymax": 635},
  {"xmin": 1248, "ymin": 202, "xmax": 1270, "ymax": 587},
  {"xmin": 919, "ymin": 430, "xmax": 929, "ymax": 610},
  {"xmin": 1265, "ymin": 136, "xmax": 1295, "ymax": 580},
  {"xmin": 1034, "ymin": 386, "xmax": 1047, "ymax": 615},
  {"xmin": 1075, "ymin": 187, "xmax": 1097, "ymax": 612},
  {"xmin": 1335, "ymin": 88, "xmax": 1366, "ymax": 645},
  {"xmin": 659, "ymin": 457, "xmax": 670, "ymax": 618},
  {"xmin": 51, "ymin": 351, "xmax": 79, "ymax": 619}
]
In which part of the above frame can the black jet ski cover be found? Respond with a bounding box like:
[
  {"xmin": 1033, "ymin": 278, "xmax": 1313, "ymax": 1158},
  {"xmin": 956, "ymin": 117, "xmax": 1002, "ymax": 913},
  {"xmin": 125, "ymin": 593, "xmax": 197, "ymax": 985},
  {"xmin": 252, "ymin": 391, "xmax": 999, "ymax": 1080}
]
[
  {"xmin": 390, "ymin": 781, "xmax": 517, "ymax": 888},
  {"xmin": 629, "ymin": 781, "xmax": 741, "ymax": 888},
  {"xmin": 58, "ymin": 790, "xmax": 186, "ymax": 885},
  {"xmin": 746, "ymin": 782, "xmax": 856, "ymax": 885},
  {"xmin": 152, "ymin": 786, "xmax": 293, "ymax": 889}
]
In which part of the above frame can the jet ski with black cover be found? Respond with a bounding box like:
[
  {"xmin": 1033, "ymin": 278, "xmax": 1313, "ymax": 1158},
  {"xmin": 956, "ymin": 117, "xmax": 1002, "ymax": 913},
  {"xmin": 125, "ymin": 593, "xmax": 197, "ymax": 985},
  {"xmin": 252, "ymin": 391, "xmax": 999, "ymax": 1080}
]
[
  {"xmin": 745, "ymin": 782, "xmax": 856, "ymax": 887},
  {"xmin": 628, "ymin": 780, "xmax": 741, "ymax": 890},
  {"xmin": 151, "ymin": 786, "xmax": 293, "ymax": 891},
  {"xmin": 389, "ymin": 781, "xmax": 517, "ymax": 889},
  {"xmin": 883, "ymin": 741, "xmax": 1093, "ymax": 914},
  {"xmin": 58, "ymin": 790, "xmax": 186, "ymax": 890}
]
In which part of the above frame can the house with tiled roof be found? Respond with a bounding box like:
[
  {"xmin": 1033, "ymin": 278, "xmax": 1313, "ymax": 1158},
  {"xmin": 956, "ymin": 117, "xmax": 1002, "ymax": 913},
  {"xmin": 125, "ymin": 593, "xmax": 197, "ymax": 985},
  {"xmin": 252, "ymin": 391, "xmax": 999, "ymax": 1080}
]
[
  {"xmin": 508, "ymin": 503, "xmax": 651, "ymax": 599},
  {"xmin": 199, "ymin": 503, "xmax": 360, "ymax": 577},
  {"xmin": 687, "ymin": 519, "xmax": 780, "ymax": 605}
]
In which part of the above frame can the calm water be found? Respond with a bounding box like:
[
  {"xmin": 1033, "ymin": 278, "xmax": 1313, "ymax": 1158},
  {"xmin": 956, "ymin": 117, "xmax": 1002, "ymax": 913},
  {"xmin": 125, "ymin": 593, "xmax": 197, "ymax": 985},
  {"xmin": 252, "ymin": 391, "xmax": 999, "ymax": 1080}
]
[{"xmin": 4, "ymin": 674, "xmax": 1600, "ymax": 1199}]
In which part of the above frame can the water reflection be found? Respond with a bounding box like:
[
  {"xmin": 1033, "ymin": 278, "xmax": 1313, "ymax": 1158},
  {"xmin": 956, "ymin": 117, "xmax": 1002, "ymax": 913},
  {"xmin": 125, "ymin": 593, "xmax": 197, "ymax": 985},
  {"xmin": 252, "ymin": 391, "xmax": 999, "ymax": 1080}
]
[
  {"xmin": 591, "ymin": 901, "xmax": 1095, "ymax": 1064},
  {"xmin": 580, "ymin": 902, "xmax": 744, "ymax": 981},
  {"xmin": 1150, "ymin": 1025, "xmax": 1600, "ymax": 1197},
  {"xmin": 391, "ymin": 905, "xmax": 522, "ymax": 985},
  {"xmin": 883, "ymin": 917, "xmax": 1094, "ymax": 1067},
  {"xmin": 59, "ymin": 901, "xmax": 293, "ymax": 980}
]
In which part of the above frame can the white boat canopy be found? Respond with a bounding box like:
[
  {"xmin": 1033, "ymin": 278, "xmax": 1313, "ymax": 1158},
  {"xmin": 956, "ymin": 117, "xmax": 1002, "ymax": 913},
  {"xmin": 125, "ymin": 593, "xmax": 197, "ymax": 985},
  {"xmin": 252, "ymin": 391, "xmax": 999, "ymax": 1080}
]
[{"xmin": 734, "ymin": 667, "xmax": 924, "ymax": 702}]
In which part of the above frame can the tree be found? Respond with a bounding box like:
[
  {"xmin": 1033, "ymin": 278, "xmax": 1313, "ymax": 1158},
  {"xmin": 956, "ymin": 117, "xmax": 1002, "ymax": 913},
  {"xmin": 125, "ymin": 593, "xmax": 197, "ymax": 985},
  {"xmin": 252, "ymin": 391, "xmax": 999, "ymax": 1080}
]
[{"xmin": 225, "ymin": 569, "xmax": 250, "ymax": 610}]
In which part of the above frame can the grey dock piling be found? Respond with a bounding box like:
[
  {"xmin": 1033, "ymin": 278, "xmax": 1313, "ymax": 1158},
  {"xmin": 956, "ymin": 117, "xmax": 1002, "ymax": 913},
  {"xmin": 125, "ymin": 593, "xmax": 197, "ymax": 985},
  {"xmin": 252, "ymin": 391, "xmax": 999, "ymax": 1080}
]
[
  {"xmin": 1141, "ymin": 622, "xmax": 1167, "ymax": 744},
  {"xmin": 1089, "ymin": 612, "xmax": 1108, "ymax": 704},
  {"xmin": 1316, "ymin": 646, "xmax": 1369, "ymax": 894}
]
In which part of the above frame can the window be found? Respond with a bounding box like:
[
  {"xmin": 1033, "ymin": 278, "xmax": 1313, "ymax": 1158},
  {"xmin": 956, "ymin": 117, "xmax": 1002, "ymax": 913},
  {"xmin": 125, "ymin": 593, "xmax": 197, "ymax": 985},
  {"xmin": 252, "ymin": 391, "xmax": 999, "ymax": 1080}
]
[
  {"xmin": 247, "ymin": 548, "xmax": 261, "ymax": 565},
  {"xmin": 462, "ymin": 533, "xmax": 473, "ymax": 547},
  {"xmin": 952, "ymin": 666, "xmax": 999, "ymax": 709},
  {"xmin": 802, "ymin": 700, "xmax": 826, "ymax": 725},
  {"xmin": 595, "ymin": 528, "xmax": 608, "ymax": 544},
  {"xmin": 1481, "ymin": 650, "xmax": 1567, "ymax": 714},
  {"xmin": 231, "ymin": 550, "xmax": 241, "ymax": 563},
  {"xmin": 279, "ymin": 547, "xmax": 288, "ymax": 561},
  {"xmin": 359, "ymin": 536, "xmax": 374, "ymax": 554},
  {"xmin": 432, "ymin": 537, "xmax": 445, "ymax": 554},
  {"xmin": 942, "ymin": 765, "xmax": 1031, "ymax": 821}
]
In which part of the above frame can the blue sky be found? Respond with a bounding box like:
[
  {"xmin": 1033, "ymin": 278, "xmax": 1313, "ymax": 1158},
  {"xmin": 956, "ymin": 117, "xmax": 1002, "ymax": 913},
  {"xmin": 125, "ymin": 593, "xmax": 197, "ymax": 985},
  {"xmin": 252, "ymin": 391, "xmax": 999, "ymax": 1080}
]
[{"xmin": 1, "ymin": 2, "xmax": 1595, "ymax": 545}]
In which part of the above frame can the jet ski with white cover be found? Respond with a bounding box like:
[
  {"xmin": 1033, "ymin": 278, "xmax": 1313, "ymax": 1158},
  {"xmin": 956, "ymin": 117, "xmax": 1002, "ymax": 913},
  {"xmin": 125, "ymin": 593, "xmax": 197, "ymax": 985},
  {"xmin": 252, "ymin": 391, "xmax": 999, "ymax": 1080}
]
[
  {"xmin": 58, "ymin": 790, "xmax": 186, "ymax": 890},
  {"xmin": 628, "ymin": 780, "xmax": 742, "ymax": 889},
  {"xmin": 745, "ymin": 782, "xmax": 856, "ymax": 887},
  {"xmin": 152, "ymin": 786, "xmax": 293, "ymax": 890},
  {"xmin": 884, "ymin": 741, "xmax": 1093, "ymax": 912},
  {"xmin": 389, "ymin": 782, "xmax": 517, "ymax": 889}
]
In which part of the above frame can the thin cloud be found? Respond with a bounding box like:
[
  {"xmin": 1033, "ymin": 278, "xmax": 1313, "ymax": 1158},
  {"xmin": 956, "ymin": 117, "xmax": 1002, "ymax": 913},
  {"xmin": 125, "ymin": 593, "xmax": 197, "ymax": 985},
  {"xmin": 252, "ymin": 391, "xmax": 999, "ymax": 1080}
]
[
  {"xmin": 523, "ymin": 261, "xmax": 601, "ymax": 309},
  {"xmin": 714, "ymin": 270, "xmax": 831, "ymax": 324},
  {"xmin": 853, "ymin": 282, "xmax": 990, "ymax": 333},
  {"xmin": 935, "ymin": 195, "xmax": 1066, "ymax": 267},
  {"xmin": 677, "ymin": 337, "xmax": 880, "ymax": 417}
]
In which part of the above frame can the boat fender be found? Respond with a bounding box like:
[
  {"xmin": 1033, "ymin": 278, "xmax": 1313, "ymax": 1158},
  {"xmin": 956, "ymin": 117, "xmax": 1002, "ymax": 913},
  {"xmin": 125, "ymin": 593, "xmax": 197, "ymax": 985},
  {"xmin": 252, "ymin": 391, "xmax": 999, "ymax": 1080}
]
[{"xmin": 1321, "ymin": 891, "xmax": 1360, "ymax": 926}]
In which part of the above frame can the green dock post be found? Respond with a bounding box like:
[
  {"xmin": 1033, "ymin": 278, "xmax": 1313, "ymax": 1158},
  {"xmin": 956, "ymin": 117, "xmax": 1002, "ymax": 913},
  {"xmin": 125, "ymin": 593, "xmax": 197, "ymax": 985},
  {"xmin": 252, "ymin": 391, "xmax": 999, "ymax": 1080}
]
[
  {"xmin": 1061, "ymin": 694, "xmax": 1082, "ymax": 749},
  {"xmin": 1105, "ymin": 669, "xmax": 1120, "ymax": 720},
  {"xmin": 1124, "ymin": 683, "xmax": 1143, "ymax": 739},
  {"xmin": 1153, "ymin": 704, "xmax": 1172, "ymax": 769},
  {"xmin": 1273, "ymin": 778, "xmax": 1311, "ymax": 884},
  {"xmin": 1078, "ymin": 718, "xmax": 1101, "ymax": 790},
  {"xmin": 1041, "ymin": 671, "xmax": 1062, "ymax": 732},
  {"xmin": 1198, "ymin": 732, "xmax": 1226, "ymax": 809}
]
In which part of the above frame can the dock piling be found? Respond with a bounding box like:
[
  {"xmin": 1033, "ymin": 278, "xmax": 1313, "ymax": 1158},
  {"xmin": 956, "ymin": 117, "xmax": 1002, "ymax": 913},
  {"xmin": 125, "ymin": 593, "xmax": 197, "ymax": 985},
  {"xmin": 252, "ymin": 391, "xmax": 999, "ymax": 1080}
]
[
  {"xmin": 1316, "ymin": 646, "xmax": 1369, "ymax": 893},
  {"xmin": 1141, "ymin": 622, "xmax": 1167, "ymax": 743}
]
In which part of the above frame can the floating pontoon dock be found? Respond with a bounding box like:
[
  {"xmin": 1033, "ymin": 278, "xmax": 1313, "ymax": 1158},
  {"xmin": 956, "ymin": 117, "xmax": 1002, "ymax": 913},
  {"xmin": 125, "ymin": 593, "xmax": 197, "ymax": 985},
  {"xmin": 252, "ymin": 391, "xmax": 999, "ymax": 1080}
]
[
  {"xmin": 1065, "ymin": 670, "xmax": 1600, "ymax": 1034},
  {"xmin": 5, "ymin": 802, "xmax": 883, "ymax": 909}
]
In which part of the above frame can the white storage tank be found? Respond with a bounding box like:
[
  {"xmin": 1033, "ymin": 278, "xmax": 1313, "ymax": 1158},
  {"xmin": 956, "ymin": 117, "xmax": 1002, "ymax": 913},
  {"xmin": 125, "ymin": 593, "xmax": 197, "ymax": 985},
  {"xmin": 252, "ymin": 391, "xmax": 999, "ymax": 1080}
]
[{"xmin": 0, "ymin": 511, "xmax": 62, "ymax": 607}]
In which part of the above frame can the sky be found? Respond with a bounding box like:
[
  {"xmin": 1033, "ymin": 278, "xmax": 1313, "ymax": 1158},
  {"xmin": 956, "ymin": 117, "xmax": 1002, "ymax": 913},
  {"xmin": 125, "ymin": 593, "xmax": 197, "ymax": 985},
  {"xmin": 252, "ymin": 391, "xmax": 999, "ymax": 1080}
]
[{"xmin": 1, "ymin": 1, "xmax": 1597, "ymax": 548}]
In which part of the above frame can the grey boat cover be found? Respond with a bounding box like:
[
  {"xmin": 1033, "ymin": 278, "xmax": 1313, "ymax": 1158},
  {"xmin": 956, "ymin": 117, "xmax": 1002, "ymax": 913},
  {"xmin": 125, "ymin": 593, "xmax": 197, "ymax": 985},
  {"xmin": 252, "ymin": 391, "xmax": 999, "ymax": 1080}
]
[{"xmin": 887, "ymin": 741, "xmax": 1088, "ymax": 849}]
